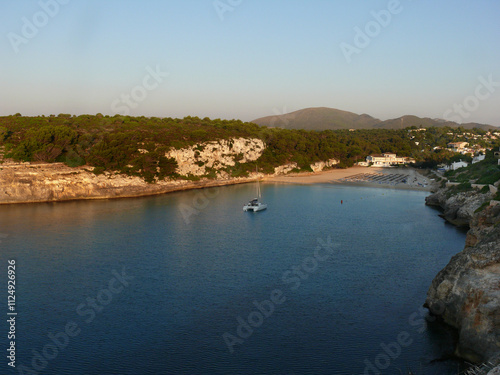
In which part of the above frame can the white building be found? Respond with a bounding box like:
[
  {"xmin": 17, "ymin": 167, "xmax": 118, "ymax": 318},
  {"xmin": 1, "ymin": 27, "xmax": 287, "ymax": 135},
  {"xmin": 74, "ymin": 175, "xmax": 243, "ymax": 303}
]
[
  {"xmin": 366, "ymin": 153, "xmax": 415, "ymax": 167},
  {"xmin": 450, "ymin": 160, "xmax": 469, "ymax": 170},
  {"xmin": 472, "ymin": 154, "xmax": 485, "ymax": 164}
]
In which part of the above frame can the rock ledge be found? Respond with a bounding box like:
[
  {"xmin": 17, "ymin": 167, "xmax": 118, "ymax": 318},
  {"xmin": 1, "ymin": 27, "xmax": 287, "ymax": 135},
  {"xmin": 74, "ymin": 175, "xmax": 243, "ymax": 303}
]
[{"xmin": 425, "ymin": 188, "xmax": 500, "ymax": 364}]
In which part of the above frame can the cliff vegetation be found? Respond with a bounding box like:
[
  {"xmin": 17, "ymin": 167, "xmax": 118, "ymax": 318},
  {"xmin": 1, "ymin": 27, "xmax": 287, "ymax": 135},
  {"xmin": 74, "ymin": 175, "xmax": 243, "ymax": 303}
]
[{"xmin": 2, "ymin": 114, "xmax": 491, "ymax": 182}]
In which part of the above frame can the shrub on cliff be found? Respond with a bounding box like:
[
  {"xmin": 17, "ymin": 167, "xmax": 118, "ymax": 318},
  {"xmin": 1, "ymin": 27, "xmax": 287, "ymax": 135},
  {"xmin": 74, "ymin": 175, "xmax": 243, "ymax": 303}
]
[
  {"xmin": 86, "ymin": 133, "xmax": 177, "ymax": 182},
  {"xmin": 445, "ymin": 182, "xmax": 474, "ymax": 198},
  {"xmin": 129, "ymin": 152, "xmax": 178, "ymax": 183},
  {"xmin": 0, "ymin": 126, "xmax": 11, "ymax": 143}
]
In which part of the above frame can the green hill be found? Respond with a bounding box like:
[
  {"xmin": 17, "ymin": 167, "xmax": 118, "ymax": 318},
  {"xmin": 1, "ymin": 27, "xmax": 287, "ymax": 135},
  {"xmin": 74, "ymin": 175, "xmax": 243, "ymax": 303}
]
[
  {"xmin": 252, "ymin": 107, "xmax": 497, "ymax": 131},
  {"xmin": 251, "ymin": 107, "xmax": 380, "ymax": 130},
  {"xmin": 377, "ymin": 116, "xmax": 496, "ymax": 130}
]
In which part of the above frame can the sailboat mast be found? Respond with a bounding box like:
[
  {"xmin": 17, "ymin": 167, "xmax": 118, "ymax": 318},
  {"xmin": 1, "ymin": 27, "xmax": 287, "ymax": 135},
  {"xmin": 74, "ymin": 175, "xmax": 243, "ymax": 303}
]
[{"xmin": 256, "ymin": 165, "xmax": 261, "ymax": 198}]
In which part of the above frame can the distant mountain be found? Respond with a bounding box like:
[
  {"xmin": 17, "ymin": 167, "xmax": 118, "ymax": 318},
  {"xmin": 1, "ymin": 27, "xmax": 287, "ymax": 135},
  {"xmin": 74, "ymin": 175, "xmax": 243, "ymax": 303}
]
[
  {"xmin": 251, "ymin": 107, "xmax": 380, "ymax": 130},
  {"xmin": 377, "ymin": 115, "xmax": 496, "ymax": 130},
  {"xmin": 251, "ymin": 107, "xmax": 497, "ymax": 131}
]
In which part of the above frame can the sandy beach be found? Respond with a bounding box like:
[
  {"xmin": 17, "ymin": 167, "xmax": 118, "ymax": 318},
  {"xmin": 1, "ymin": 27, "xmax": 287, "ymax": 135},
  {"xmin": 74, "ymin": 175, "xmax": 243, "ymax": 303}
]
[{"xmin": 264, "ymin": 166, "xmax": 434, "ymax": 191}]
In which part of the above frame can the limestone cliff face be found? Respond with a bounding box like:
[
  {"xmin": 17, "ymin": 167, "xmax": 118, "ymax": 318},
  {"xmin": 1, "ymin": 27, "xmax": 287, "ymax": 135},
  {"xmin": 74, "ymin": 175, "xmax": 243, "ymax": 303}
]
[
  {"xmin": 0, "ymin": 137, "xmax": 267, "ymax": 204},
  {"xmin": 425, "ymin": 188, "xmax": 500, "ymax": 364},
  {"xmin": 0, "ymin": 161, "xmax": 276, "ymax": 204},
  {"xmin": 166, "ymin": 138, "xmax": 265, "ymax": 176},
  {"xmin": 0, "ymin": 137, "xmax": 340, "ymax": 204},
  {"xmin": 271, "ymin": 158, "xmax": 339, "ymax": 175},
  {"xmin": 0, "ymin": 162, "xmax": 250, "ymax": 204},
  {"xmin": 425, "ymin": 188, "xmax": 493, "ymax": 227},
  {"xmin": 274, "ymin": 163, "xmax": 298, "ymax": 175},
  {"xmin": 310, "ymin": 158, "xmax": 339, "ymax": 172}
]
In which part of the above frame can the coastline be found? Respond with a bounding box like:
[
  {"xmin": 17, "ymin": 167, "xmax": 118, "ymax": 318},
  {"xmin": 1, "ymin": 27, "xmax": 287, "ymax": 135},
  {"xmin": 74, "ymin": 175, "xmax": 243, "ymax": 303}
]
[
  {"xmin": 0, "ymin": 163, "xmax": 434, "ymax": 205},
  {"xmin": 0, "ymin": 162, "xmax": 261, "ymax": 205},
  {"xmin": 424, "ymin": 187, "xmax": 500, "ymax": 368},
  {"xmin": 264, "ymin": 166, "xmax": 433, "ymax": 191}
]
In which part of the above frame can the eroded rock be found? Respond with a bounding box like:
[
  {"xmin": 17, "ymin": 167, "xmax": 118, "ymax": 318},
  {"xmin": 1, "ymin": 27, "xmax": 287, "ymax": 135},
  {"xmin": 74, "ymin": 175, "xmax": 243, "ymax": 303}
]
[{"xmin": 425, "ymin": 194, "xmax": 500, "ymax": 363}]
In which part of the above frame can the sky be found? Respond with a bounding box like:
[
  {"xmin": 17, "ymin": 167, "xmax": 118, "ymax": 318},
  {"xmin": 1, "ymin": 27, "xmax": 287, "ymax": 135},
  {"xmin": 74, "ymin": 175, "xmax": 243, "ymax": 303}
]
[{"xmin": 1, "ymin": 0, "xmax": 500, "ymax": 125}]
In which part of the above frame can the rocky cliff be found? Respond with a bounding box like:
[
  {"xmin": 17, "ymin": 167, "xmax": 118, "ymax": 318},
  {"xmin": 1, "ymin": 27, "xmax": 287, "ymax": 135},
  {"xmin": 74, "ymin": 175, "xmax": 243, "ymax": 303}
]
[
  {"xmin": 166, "ymin": 138, "xmax": 265, "ymax": 177},
  {"xmin": 310, "ymin": 158, "xmax": 339, "ymax": 172},
  {"xmin": 425, "ymin": 188, "xmax": 500, "ymax": 366},
  {"xmin": 0, "ymin": 162, "xmax": 263, "ymax": 204},
  {"xmin": 0, "ymin": 137, "xmax": 339, "ymax": 204},
  {"xmin": 425, "ymin": 188, "xmax": 493, "ymax": 227}
]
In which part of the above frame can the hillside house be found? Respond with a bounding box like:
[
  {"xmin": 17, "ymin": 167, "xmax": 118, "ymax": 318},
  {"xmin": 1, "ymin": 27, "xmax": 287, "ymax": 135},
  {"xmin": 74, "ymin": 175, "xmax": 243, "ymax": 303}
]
[
  {"xmin": 447, "ymin": 142, "xmax": 469, "ymax": 152},
  {"xmin": 366, "ymin": 153, "xmax": 415, "ymax": 167},
  {"xmin": 472, "ymin": 154, "xmax": 486, "ymax": 164},
  {"xmin": 450, "ymin": 160, "xmax": 469, "ymax": 170}
]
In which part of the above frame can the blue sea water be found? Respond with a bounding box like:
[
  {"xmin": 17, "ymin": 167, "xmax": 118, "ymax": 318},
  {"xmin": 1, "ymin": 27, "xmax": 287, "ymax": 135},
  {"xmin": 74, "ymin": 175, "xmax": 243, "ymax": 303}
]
[{"xmin": 0, "ymin": 183, "xmax": 467, "ymax": 375}]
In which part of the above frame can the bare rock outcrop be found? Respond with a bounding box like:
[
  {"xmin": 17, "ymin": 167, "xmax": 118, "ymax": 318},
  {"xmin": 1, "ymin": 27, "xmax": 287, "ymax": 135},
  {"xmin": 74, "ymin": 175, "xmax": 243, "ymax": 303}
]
[
  {"xmin": 0, "ymin": 162, "xmax": 264, "ymax": 204},
  {"xmin": 274, "ymin": 163, "xmax": 298, "ymax": 175},
  {"xmin": 310, "ymin": 158, "xmax": 339, "ymax": 172},
  {"xmin": 166, "ymin": 138, "xmax": 265, "ymax": 176},
  {"xmin": 425, "ymin": 188, "xmax": 500, "ymax": 364},
  {"xmin": 425, "ymin": 188, "xmax": 492, "ymax": 227}
]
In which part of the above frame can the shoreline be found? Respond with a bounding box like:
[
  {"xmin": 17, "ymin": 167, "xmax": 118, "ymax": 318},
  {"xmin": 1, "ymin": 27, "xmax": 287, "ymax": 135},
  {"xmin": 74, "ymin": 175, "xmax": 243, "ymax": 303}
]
[
  {"xmin": 264, "ymin": 166, "xmax": 433, "ymax": 192},
  {"xmin": 0, "ymin": 178, "xmax": 257, "ymax": 206},
  {"xmin": 424, "ymin": 187, "xmax": 500, "ymax": 366},
  {"xmin": 0, "ymin": 164, "xmax": 433, "ymax": 205}
]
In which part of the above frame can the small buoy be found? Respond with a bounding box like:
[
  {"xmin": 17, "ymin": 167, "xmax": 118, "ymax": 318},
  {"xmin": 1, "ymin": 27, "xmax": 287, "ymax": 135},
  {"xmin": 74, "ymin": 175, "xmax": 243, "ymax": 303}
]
[{"xmin": 341, "ymin": 200, "xmax": 343, "ymax": 204}]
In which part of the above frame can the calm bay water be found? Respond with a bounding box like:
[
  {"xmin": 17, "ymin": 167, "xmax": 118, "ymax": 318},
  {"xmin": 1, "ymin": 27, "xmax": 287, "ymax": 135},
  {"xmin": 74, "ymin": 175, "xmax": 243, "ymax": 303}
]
[{"xmin": 0, "ymin": 183, "xmax": 467, "ymax": 375}]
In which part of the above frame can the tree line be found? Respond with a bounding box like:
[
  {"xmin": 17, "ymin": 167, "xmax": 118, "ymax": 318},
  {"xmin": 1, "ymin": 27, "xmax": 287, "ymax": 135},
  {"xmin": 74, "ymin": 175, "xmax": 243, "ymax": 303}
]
[{"xmin": 0, "ymin": 114, "xmax": 496, "ymax": 182}]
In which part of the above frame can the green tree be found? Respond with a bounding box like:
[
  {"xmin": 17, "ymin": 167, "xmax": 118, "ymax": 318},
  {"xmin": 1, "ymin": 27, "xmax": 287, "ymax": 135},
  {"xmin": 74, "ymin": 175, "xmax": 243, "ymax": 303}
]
[
  {"xmin": 11, "ymin": 125, "xmax": 78, "ymax": 162},
  {"xmin": 0, "ymin": 126, "xmax": 10, "ymax": 143}
]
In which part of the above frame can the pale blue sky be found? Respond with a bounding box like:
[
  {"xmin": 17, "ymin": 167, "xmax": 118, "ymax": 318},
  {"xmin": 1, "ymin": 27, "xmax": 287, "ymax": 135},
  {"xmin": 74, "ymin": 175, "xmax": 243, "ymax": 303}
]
[{"xmin": 1, "ymin": 0, "xmax": 499, "ymax": 125}]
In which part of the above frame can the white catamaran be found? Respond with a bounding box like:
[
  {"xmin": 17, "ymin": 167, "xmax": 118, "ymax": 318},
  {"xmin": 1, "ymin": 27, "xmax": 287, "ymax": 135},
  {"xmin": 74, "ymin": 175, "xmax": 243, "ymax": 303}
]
[{"xmin": 243, "ymin": 171, "xmax": 267, "ymax": 212}]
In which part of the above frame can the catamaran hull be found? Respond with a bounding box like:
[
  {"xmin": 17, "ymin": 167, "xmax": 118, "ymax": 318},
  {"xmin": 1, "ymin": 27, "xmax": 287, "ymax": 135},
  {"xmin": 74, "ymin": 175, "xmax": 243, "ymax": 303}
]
[{"xmin": 243, "ymin": 204, "xmax": 267, "ymax": 212}]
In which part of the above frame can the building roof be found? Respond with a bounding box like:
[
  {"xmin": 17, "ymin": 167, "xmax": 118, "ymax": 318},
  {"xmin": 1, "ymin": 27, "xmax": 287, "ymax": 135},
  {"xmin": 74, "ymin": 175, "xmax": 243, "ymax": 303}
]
[{"xmin": 448, "ymin": 142, "xmax": 468, "ymax": 147}]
